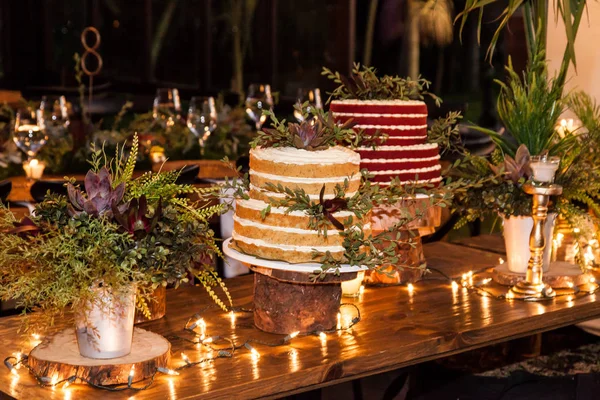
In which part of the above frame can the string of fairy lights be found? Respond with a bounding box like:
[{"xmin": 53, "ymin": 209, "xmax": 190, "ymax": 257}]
[
  {"xmin": 2, "ymin": 304, "xmax": 361, "ymax": 392},
  {"xmin": 4, "ymin": 261, "xmax": 599, "ymax": 393}
]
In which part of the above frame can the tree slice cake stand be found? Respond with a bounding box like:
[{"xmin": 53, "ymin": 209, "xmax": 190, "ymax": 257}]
[
  {"xmin": 223, "ymin": 238, "xmax": 366, "ymax": 334},
  {"xmin": 492, "ymin": 261, "xmax": 594, "ymax": 288},
  {"xmin": 28, "ymin": 328, "xmax": 170, "ymax": 386}
]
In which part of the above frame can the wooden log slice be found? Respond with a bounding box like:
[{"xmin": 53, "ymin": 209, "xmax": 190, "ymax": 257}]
[
  {"xmin": 135, "ymin": 286, "xmax": 167, "ymax": 324},
  {"xmin": 492, "ymin": 261, "xmax": 593, "ymax": 288},
  {"xmin": 253, "ymin": 272, "xmax": 341, "ymax": 334},
  {"xmin": 28, "ymin": 328, "xmax": 170, "ymax": 386}
]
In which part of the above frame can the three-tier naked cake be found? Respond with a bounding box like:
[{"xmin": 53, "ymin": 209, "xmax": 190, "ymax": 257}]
[
  {"xmin": 330, "ymin": 99, "xmax": 442, "ymax": 186},
  {"xmin": 232, "ymin": 145, "xmax": 370, "ymax": 263}
]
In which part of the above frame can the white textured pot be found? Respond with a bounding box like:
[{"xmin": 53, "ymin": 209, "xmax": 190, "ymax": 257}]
[
  {"xmin": 220, "ymin": 187, "xmax": 249, "ymax": 278},
  {"xmin": 75, "ymin": 285, "xmax": 136, "ymax": 359},
  {"xmin": 503, "ymin": 214, "xmax": 556, "ymax": 273}
]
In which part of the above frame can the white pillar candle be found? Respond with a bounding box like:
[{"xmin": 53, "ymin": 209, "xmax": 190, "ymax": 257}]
[
  {"xmin": 23, "ymin": 159, "xmax": 45, "ymax": 180},
  {"xmin": 341, "ymin": 271, "xmax": 365, "ymax": 297},
  {"xmin": 529, "ymin": 156, "xmax": 560, "ymax": 183}
]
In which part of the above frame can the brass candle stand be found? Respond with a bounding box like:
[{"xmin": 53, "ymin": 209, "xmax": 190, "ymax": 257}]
[{"xmin": 508, "ymin": 182, "xmax": 562, "ymax": 300}]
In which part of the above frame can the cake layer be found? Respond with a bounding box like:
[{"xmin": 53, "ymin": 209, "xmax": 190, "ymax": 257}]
[
  {"xmin": 251, "ymin": 146, "xmax": 360, "ymax": 178},
  {"xmin": 361, "ymin": 156, "xmax": 440, "ymax": 172},
  {"xmin": 335, "ymin": 115, "xmax": 427, "ymax": 126},
  {"xmin": 249, "ymin": 170, "xmax": 361, "ymax": 198},
  {"xmin": 233, "ymin": 233, "xmax": 345, "ymax": 263},
  {"xmin": 330, "ymin": 99, "xmax": 427, "ymax": 115},
  {"xmin": 357, "ymin": 143, "xmax": 440, "ymax": 160},
  {"xmin": 236, "ymin": 198, "xmax": 358, "ymax": 229}
]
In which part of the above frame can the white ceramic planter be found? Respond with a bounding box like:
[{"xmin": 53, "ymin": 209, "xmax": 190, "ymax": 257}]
[
  {"xmin": 503, "ymin": 214, "xmax": 556, "ymax": 273},
  {"xmin": 75, "ymin": 285, "xmax": 136, "ymax": 359},
  {"xmin": 220, "ymin": 187, "xmax": 249, "ymax": 278}
]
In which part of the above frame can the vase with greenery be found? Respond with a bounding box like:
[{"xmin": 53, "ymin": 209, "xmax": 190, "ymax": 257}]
[
  {"xmin": 0, "ymin": 134, "xmax": 230, "ymax": 358},
  {"xmin": 448, "ymin": 28, "xmax": 600, "ymax": 271}
]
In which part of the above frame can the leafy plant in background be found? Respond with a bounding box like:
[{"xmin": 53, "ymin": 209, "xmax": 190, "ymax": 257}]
[
  {"xmin": 0, "ymin": 134, "xmax": 231, "ymax": 334},
  {"xmin": 322, "ymin": 63, "xmax": 441, "ymax": 105}
]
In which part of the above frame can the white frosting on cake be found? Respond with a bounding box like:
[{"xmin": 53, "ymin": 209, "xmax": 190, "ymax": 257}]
[
  {"xmin": 234, "ymin": 214, "xmax": 370, "ymax": 235},
  {"xmin": 250, "ymin": 170, "xmax": 360, "ymax": 184},
  {"xmin": 361, "ymin": 155, "xmax": 440, "ymax": 163},
  {"xmin": 249, "ymin": 184, "xmax": 358, "ymax": 200},
  {"xmin": 334, "ymin": 112, "xmax": 427, "ymax": 118},
  {"xmin": 378, "ymin": 176, "xmax": 443, "ymax": 186},
  {"xmin": 367, "ymin": 164, "xmax": 441, "ymax": 175},
  {"xmin": 232, "ymin": 232, "xmax": 345, "ymax": 253},
  {"xmin": 331, "ymin": 99, "xmax": 425, "ymax": 105},
  {"xmin": 359, "ymin": 143, "xmax": 438, "ymax": 151},
  {"xmin": 354, "ymin": 124, "xmax": 428, "ymax": 130},
  {"xmin": 252, "ymin": 146, "xmax": 360, "ymax": 165},
  {"xmin": 237, "ymin": 198, "xmax": 355, "ymax": 218}
]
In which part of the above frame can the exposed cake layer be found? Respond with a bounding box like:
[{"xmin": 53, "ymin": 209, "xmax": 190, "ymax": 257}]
[
  {"xmin": 249, "ymin": 185, "xmax": 358, "ymax": 203},
  {"xmin": 249, "ymin": 146, "xmax": 361, "ymax": 198},
  {"xmin": 233, "ymin": 198, "xmax": 369, "ymax": 263},
  {"xmin": 251, "ymin": 146, "xmax": 360, "ymax": 178}
]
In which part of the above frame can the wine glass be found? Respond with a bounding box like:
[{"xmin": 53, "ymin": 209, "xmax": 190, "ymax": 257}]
[
  {"xmin": 245, "ymin": 83, "xmax": 273, "ymax": 130},
  {"xmin": 153, "ymin": 88, "xmax": 182, "ymax": 128},
  {"xmin": 40, "ymin": 95, "xmax": 70, "ymax": 138},
  {"xmin": 294, "ymin": 88, "xmax": 323, "ymax": 122},
  {"xmin": 187, "ymin": 96, "xmax": 217, "ymax": 156},
  {"xmin": 13, "ymin": 107, "xmax": 48, "ymax": 160}
]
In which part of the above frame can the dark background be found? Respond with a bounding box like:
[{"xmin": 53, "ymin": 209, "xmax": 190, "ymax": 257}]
[{"xmin": 0, "ymin": 0, "xmax": 527, "ymax": 124}]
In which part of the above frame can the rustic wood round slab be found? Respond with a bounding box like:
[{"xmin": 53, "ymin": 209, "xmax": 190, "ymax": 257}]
[
  {"xmin": 492, "ymin": 261, "xmax": 593, "ymax": 288},
  {"xmin": 28, "ymin": 328, "xmax": 170, "ymax": 386}
]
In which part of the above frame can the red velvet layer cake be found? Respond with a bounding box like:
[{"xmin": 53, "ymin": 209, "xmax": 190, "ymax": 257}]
[{"xmin": 331, "ymin": 99, "xmax": 441, "ymax": 185}]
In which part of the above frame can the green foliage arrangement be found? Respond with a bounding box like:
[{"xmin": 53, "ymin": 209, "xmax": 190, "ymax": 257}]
[
  {"xmin": 0, "ymin": 134, "xmax": 231, "ymax": 334},
  {"xmin": 253, "ymin": 104, "xmax": 384, "ymax": 150},
  {"xmin": 321, "ymin": 63, "xmax": 441, "ymax": 105}
]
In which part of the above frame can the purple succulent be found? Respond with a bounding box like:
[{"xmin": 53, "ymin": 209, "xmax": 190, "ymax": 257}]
[
  {"xmin": 112, "ymin": 195, "xmax": 162, "ymax": 239},
  {"xmin": 489, "ymin": 144, "xmax": 532, "ymax": 184},
  {"xmin": 66, "ymin": 167, "xmax": 125, "ymax": 217}
]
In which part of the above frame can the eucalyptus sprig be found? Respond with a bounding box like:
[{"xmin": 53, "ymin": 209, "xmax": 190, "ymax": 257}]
[{"xmin": 322, "ymin": 62, "xmax": 441, "ymax": 105}]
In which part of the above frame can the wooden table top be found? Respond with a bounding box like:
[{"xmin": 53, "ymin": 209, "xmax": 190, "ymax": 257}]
[{"xmin": 0, "ymin": 240, "xmax": 599, "ymax": 400}]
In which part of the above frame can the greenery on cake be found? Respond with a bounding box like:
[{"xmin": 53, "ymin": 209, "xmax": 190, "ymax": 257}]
[
  {"xmin": 253, "ymin": 104, "xmax": 384, "ymax": 150},
  {"xmin": 322, "ymin": 62, "xmax": 441, "ymax": 105},
  {"xmin": 0, "ymin": 134, "xmax": 231, "ymax": 334}
]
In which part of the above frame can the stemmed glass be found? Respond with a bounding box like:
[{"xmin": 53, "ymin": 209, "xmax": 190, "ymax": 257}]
[
  {"xmin": 153, "ymin": 88, "xmax": 182, "ymax": 128},
  {"xmin": 245, "ymin": 84, "xmax": 273, "ymax": 130},
  {"xmin": 294, "ymin": 88, "xmax": 323, "ymax": 122},
  {"xmin": 40, "ymin": 95, "xmax": 70, "ymax": 138},
  {"xmin": 13, "ymin": 107, "xmax": 47, "ymax": 161},
  {"xmin": 187, "ymin": 96, "xmax": 217, "ymax": 156}
]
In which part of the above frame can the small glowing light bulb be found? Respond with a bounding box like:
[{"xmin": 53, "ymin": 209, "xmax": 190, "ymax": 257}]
[
  {"xmin": 498, "ymin": 257, "xmax": 505, "ymax": 265},
  {"xmin": 31, "ymin": 334, "xmax": 40, "ymax": 340},
  {"xmin": 590, "ymin": 277, "xmax": 596, "ymax": 283},
  {"xmin": 506, "ymin": 291, "xmax": 514, "ymax": 299},
  {"xmin": 284, "ymin": 331, "xmax": 300, "ymax": 342},
  {"xmin": 318, "ymin": 332, "xmax": 327, "ymax": 340},
  {"xmin": 407, "ymin": 283, "xmax": 414, "ymax": 293},
  {"xmin": 181, "ymin": 353, "xmax": 191, "ymax": 365},
  {"xmin": 202, "ymin": 336, "xmax": 214, "ymax": 344},
  {"xmin": 451, "ymin": 281, "xmax": 459, "ymax": 290},
  {"xmin": 128, "ymin": 365, "xmax": 135, "ymax": 386},
  {"xmin": 245, "ymin": 343, "xmax": 260, "ymax": 359},
  {"xmin": 567, "ymin": 282, "xmax": 574, "ymax": 289},
  {"xmin": 158, "ymin": 367, "xmax": 180, "ymax": 376},
  {"xmin": 359, "ymin": 285, "xmax": 365, "ymax": 295},
  {"xmin": 482, "ymin": 278, "xmax": 492, "ymax": 285}
]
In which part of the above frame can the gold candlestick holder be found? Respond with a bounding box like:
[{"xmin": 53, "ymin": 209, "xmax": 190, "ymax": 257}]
[{"xmin": 508, "ymin": 182, "xmax": 562, "ymax": 300}]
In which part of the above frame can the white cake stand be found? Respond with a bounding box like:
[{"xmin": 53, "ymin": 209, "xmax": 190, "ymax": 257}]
[{"xmin": 222, "ymin": 238, "xmax": 367, "ymax": 274}]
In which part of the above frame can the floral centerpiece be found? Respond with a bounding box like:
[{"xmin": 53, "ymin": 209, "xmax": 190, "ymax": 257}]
[
  {"xmin": 0, "ymin": 135, "xmax": 230, "ymax": 358},
  {"xmin": 448, "ymin": 27, "xmax": 600, "ymax": 272}
]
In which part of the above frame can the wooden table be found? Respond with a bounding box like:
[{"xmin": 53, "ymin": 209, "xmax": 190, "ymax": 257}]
[{"xmin": 0, "ymin": 240, "xmax": 599, "ymax": 399}]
